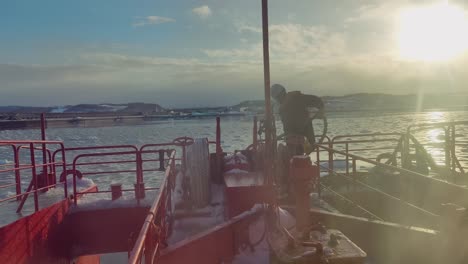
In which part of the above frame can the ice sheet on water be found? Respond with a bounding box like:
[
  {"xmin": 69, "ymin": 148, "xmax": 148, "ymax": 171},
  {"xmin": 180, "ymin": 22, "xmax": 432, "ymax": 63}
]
[
  {"xmin": 0, "ymin": 159, "xmax": 11, "ymax": 165},
  {"xmin": 0, "ymin": 191, "xmax": 16, "ymax": 200}
]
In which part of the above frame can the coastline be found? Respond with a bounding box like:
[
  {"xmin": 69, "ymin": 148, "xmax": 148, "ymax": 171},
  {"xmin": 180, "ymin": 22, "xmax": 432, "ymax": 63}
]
[{"xmin": 1, "ymin": 107, "xmax": 467, "ymax": 131}]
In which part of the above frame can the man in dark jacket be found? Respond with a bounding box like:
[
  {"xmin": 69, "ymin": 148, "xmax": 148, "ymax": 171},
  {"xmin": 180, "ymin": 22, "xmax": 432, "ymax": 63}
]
[{"xmin": 271, "ymin": 83, "xmax": 324, "ymax": 155}]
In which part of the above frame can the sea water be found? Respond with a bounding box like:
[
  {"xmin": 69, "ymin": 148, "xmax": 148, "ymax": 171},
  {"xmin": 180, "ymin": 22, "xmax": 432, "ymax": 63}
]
[
  {"xmin": 0, "ymin": 111, "xmax": 467, "ymax": 262},
  {"xmin": 1, "ymin": 111, "xmax": 468, "ymax": 197}
]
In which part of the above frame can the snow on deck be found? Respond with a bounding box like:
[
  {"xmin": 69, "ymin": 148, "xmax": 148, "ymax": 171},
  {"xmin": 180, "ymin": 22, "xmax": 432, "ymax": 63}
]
[
  {"xmin": 71, "ymin": 190, "xmax": 158, "ymax": 212},
  {"xmin": 68, "ymin": 168, "xmax": 168, "ymax": 212},
  {"xmin": 168, "ymin": 183, "xmax": 226, "ymax": 244},
  {"xmin": 70, "ymin": 173, "xmax": 165, "ymax": 212}
]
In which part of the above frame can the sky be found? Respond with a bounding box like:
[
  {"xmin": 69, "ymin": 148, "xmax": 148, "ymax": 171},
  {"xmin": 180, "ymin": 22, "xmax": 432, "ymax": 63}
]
[{"xmin": 1, "ymin": 0, "xmax": 468, "ymax": 107}]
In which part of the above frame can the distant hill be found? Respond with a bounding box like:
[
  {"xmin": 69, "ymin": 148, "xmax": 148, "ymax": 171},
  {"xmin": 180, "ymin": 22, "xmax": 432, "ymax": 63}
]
[
  {"xmin": 119, "ymin": 102, "xmax": 164, "ymax": 113},
  {"xmin": 63, "ymin": 104, "xmax": 122, "ymax": 113},
  {"xmin": 0, "ymin": 103, "xmax": 165, "ymax": 114},
  {"xmin": 0, "ymin": 106, "xmax": 52, "ymax": 113},
  {"xmin": 1, "ymin": 93, "xmax": 467, "ymax": 116}
]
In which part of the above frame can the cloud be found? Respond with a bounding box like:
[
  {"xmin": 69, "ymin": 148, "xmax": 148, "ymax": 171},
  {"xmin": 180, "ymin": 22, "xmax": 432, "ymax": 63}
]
[
  {"xmin": 204, "ymin": 23, "xmax": 347, "ymax": 66},
  {"xmin": 346, "ymin": 3, "xmax": 398, "ymax": 24},
  {"xmin": 344, "ymin": 1, "xmax": 447, "ymax": 25},
  {"xmin": 0, "ymin": 55, "xmax": 264, "ymax": 106},
  {"xmin": 2, "ymin": 50, "xmax": 468, "ymax": 107},
  {"xmin": 133, "ymin": 16, "xmax": 175, "ymax": 27},
  {"xmin": 192, "ymin": 6, "xmax": 212, "ymax": 19},
  {"xmin": 237, "ymin": 25, "xmax": 261, "ymax": 33}
]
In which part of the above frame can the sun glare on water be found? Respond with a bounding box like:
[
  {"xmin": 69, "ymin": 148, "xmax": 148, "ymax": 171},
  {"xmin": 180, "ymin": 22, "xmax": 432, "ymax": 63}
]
[{"xmin": 397, "ymin": 2, "xmax": 468, "ymax": 62}]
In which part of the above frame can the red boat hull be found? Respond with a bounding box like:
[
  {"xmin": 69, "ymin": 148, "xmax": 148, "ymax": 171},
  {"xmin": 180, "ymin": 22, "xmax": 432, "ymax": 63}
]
[{"xmin": 0, "ymin": 186, "xmax": 98, "ymax": 264}]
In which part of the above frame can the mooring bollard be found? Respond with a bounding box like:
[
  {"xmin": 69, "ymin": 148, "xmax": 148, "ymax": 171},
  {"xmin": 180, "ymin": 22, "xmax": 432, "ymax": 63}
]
[
  {"xmin": 111, "ymin": 183, "xmax": 122, "ymax": 200},
  {"xmin": 134, "ymin": 182, "xmax": 146, "ymax": 199}
]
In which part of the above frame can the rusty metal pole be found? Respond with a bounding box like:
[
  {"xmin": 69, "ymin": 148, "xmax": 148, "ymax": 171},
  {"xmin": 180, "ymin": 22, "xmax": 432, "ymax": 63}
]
[
  {"xmin": 73, "ymin": 162, "xmax": 78, "ymax": 205},
  {"xmin": 261, "ymin": 0, "xmax": 273, "ymax": 185},
  {"xmin": 60, "ymin": 143, "xmax": 68, "ymax": 198},
  {"xmin": 13, "ymin": 146, "xmax": 21, "ymax": 200},
  {"xmin": 345, "ymin": 143, "xmax": 349, "ymax": 177},
  {"xmin": 444, "ymin": 127, "xmax": 450, "ymax": 170},
  {"xmin": 30, "ymin": 143, "xmax": 39, "ymax": 212},
  {"xmin": 451, "ymin": 124, "xmax": 456, "ymax": 175},
  {"xmin": 328, "ymin": 141, "xmax": 334, "ymax": 173},
  {"xmin": 40, "ymin": 113, "xmax": 49, "ymax": 188},
  {"xmin": 216, "ymin": 117, "xmax": 222, "ymax": 180},
  {"xmin": 216, "ymin": 117, "xmax": 222, "ymax": 153},
  {"xmin": 253, "ymin": 116, "xmax": 258, "ymax": 151},
  {"xmin": 158, "ymin": 149, "xmax": 165, "ymax": 170}
]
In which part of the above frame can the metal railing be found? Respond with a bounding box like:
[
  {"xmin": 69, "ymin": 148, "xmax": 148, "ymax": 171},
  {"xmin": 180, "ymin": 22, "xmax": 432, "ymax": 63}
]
[
  {"xmin": 318, "ymin": 133, "xmax": 402, "ymax": 176},
  {"xmin": 314, "ymin": 131, "xmax": 468, "ymax": 226},
  {"xmin": 315, "ymin": 142, "xmax": 444, "ymax": 224},
  {"xmin": 406, "ymin": 121, "xmax": 468, "ymax": 181},
  {"xmin": 128, "ymin": 151, "xmax": 177, "ymax": 264},
  {"xmin": 314, "ymin": 122, "xmax": 468, "ymax": 183},
  {"xmin": 64, "ymin": 145, "xmax": 178, "ymax": 205},
  {"xmin": 0, "ymin": 140, "xmax": 67, "ymax": 213}
]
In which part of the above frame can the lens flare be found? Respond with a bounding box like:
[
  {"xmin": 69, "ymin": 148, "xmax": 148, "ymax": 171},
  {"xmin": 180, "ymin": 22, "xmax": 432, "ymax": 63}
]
[{"xmin": 397, "ymin": 3, "xmax": 468, "ymax": 62}]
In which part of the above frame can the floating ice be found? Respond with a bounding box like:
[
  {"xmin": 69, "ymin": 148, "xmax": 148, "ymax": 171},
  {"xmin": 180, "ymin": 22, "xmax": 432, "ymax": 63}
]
[{"xmin": 0, "ymin": 159, "xmax": 11, "ymax": 165}]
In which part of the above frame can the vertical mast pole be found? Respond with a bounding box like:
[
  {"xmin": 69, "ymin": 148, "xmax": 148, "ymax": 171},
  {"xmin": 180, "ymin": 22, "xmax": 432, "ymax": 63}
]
[{"xmin": 261, "ymin": 0, "xmax": 273, "ymax": 184}]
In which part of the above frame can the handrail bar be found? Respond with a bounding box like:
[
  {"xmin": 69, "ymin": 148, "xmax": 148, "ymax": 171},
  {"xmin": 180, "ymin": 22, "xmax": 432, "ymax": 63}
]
[
  {"xmin": 0, "ymin": 183, "xmax": 18, "ymax": 189},
  {"xmin": 52, "ymin": 145, "xmax": 139, "ymax": 164},
  {"xmin": 329, "ymin": 138, "xmax": 400, "ymax": 145},
  {"xmin": 0, "ymin": 140, "xmax": 67, "ymax": 212},
  {"xmin": 128, "ymin": 151, "xmax": 176, "ymax": 264},
  {"xmin": 331, "ymin": 133, "xmax": 403, "ymax": 142},
  {"xmin": 316, "ymin": 144, "xmax": 468, "ymax": 191},
  {"xmin": 0, "ymin": 181, "xmax": 66, "ymax": 204},
  {"xmin": 71, "ymin": 150, "xmax": 140, "ymax": 205},
  {"xmin": 0, "ymin": 140, "xmax": 63, "ymax": 144},
  {"xmin": 318, "ymin": 162, "xmax": 439, "ymax": 218},
  {"xmin": 407, "ymin": 121, "xmax": 468, "ymax": 133},
  {"xmin": 140, "ymin": 143, "xmax": 176, "ymax": 151}
]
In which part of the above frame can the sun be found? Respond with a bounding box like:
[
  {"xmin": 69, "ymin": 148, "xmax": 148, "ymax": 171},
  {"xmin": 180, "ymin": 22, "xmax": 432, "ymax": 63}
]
[{"xmin": 397, "ymin": 2, "xmax": 468, "ymax": 62}]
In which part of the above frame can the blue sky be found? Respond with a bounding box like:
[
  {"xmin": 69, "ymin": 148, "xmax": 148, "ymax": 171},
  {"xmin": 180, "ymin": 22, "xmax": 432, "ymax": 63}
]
[{"xmin": 1, "ymin": 0, "xmax": 468, "ymax": 107}]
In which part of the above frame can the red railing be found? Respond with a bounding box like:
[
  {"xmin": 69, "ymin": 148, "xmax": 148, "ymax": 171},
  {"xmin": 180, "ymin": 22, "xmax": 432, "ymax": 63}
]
[
  {"xmin": 128, "ymin": 150, "xmax": 177, "ymax": 264},
  {"xmin": 317, "ymin": 133, "xmax": 402, "ymax": 176},
  {"xmin": 65, "ymin": 145, "xmax": 177, "ymax": 205},
  {"xmin": 407, "ymin": 121, "xmax": 468, "ymax": 179},
  {"xmin": 0, "ymin": 139, "xmax": 184, "ymax": 219},
  {"xmin": 0, "ymin": 140, "xmax": 67, "ymax": 213}
]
